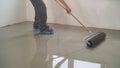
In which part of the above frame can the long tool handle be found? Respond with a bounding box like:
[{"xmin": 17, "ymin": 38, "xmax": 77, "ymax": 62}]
[
  {"xmin": 55, "ymin": 0, "xmax": 92, "ymax": 33},
  {"xmin": 70, "ymin": 13, "xmax": 92, "ymax": 33}
]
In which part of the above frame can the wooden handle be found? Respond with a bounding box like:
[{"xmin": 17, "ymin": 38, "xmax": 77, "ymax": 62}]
[{"xmin": 55, "ymin": 0, "xmax": 92, "ymax": 33}]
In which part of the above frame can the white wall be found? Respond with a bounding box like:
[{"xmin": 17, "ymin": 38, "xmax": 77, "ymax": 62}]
[
  {"xmin": 0, "ymin": 0, "xmax": 26, "ymax": 27},
  {"xmin": 26, "ymin": 0, "xmax": 120, "ymax": 30}
]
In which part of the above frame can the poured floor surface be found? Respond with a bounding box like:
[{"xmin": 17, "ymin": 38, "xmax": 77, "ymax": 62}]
[{"xmin": 0, "ymin": 22, "xmax": 120, "ymax": 68}]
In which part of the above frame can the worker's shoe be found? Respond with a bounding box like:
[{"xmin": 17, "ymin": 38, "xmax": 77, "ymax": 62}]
[
  {"xmin": 39, "ymin": 26, "xmax": 54, "ymax": 35},
  {"xmin": 33, "ymin": 23, "xmax": 39, "ymax": 30}
]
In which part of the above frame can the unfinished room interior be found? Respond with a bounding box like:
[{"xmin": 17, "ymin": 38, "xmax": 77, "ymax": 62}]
[{"xmin": 0, "ymin": 0, "xmax": 120, "ymax": 68}]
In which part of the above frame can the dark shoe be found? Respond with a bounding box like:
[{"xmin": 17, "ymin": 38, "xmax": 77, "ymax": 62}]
[
  {"xmin": 39, "ymin": 27, "xmax": 54, "ymax": 35},
  {"xmin": 33, "ymin": 23, "xmax": 40, "ymax": 30},
  {"xmin": 33, "ymin": 26, "xmax": 39, "ymax": 30}
]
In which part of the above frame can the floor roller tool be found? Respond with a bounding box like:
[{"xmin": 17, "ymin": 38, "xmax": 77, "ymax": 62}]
[{"xmin": 55, "ymin": 0, "xmax": 106, "ymax": 47}]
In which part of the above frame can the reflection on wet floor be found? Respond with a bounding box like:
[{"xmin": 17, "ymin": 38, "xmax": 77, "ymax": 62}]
[
  {"xmin": 52, "ymin": 55, "xmax": 101, "ymax": 68},
  {"xmin": 32, "ymin": 34, "xmax": 106, "ymax": 68}
]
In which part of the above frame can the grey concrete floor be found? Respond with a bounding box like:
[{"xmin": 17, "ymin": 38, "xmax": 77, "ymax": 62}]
[{"xmin": 0, "ymin": 22, "xmax": 120, "ymax": 68}]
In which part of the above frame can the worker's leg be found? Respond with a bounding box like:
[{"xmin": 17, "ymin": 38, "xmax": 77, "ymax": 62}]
[{"xmin": 30, "ymin": 0, "xmax": 53, "ymax": 34}]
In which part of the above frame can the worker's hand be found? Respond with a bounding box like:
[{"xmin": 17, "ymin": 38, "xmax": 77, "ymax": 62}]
[{"xmin": 65, "ymin": 7, "xmax": 71, "ymax": 14}]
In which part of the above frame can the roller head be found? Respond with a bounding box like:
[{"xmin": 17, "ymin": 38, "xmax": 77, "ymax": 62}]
[{"xmin": 86, "ymin": 32, "xmax": 106, "ymax": 47}]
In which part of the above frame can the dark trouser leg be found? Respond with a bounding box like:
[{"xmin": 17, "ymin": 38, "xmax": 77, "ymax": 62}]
[{"xmin": 30, "ymin": 0, "xmax": 47, "ymax": 30}]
